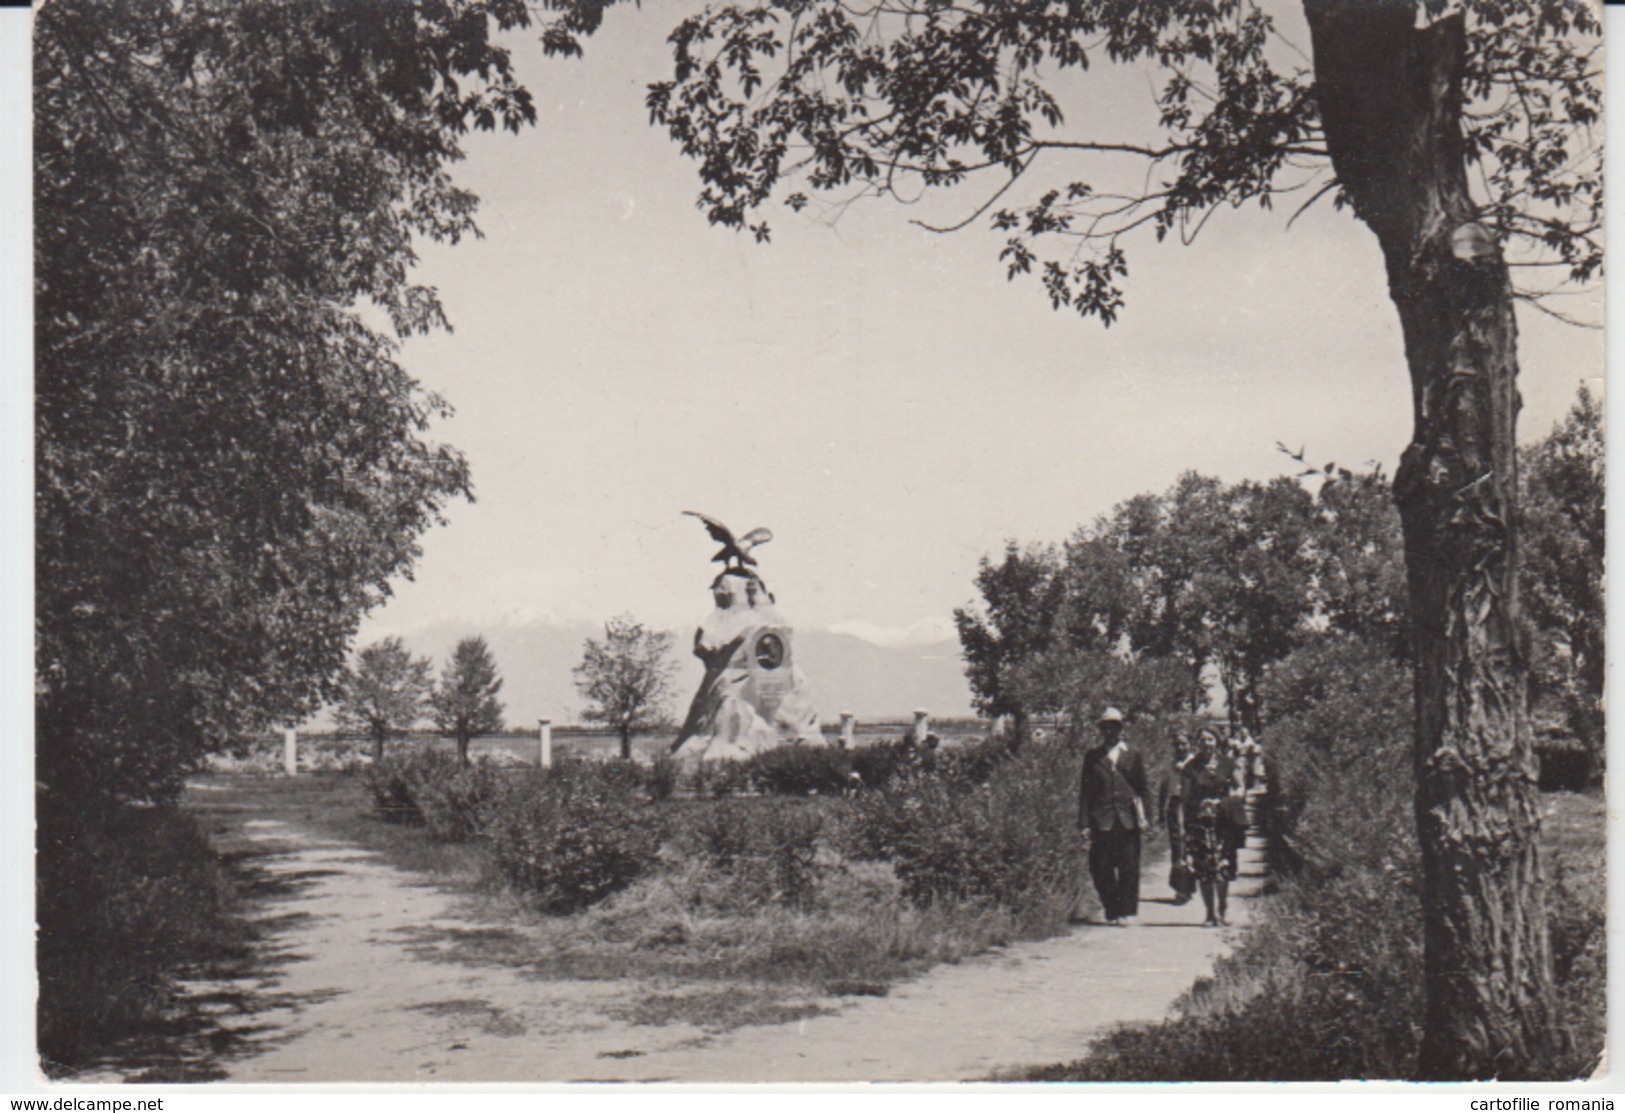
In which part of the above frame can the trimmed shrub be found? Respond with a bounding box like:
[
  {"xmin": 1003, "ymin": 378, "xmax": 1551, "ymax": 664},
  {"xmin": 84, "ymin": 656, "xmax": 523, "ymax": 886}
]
[
  {"xmin": 484, "ymin": 760, "xmax": 660, "ymax": 913},
  {"xmin": 413, "ymin": 758, "xmax": 506, "ymax": 842},
  {"xmin": 745, "ymin": 744, "xmax": 852, "ymax": 795},
  {"xmin": 847, "ymin": 738, "xmax": 913, "ymax": 788},
  {"xmin": 933, "ymin": 733, "xmax": 1015, "ymax": 785}
]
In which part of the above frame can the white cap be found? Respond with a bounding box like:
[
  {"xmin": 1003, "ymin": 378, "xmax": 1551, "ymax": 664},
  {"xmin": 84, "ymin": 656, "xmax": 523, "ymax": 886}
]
[{"xmin": 1098, "ymin": 707, "xmax": 1126, "ymax": 725}]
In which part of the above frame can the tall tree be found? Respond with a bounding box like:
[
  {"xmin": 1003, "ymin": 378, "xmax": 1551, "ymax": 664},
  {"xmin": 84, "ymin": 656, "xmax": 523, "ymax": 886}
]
[
  {"xmin": 34, "ymin": 0, "xmax": 547, "ymax": 805},
  {"xmin": 334, "ymin": 638, "xmax": 433, "ymax": 764},
  {"xmin": 1194, "ymin": 478, "xmax": 1319, "ymax": 730},
  {"xmin": 430, "ymin": 636, "xmax": 507, "ymax": 766},
  {"xmin": 1305, "ymin": 463, "xmax": 1411, "ymax": 655},
  {"xmin": 1520, "ymin": 385, "xmax": 1605, "ymax": 780},
  {"xmin": 644, "ymin": 0, "xmax": 1599, "ymax": 1074},
  {"xmin": 953, "ymin": 542, "xmax": 1061, "ymax": 741},
  {"xmin": 574, "ymin": 616, "xmax": 677, "ymax": 761}
]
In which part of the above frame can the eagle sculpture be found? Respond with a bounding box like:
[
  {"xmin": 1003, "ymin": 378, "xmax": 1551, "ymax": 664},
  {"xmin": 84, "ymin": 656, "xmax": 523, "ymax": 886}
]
[{"xmin": 683, "ymin": 511, "xmax": 773, "ymax": 571}]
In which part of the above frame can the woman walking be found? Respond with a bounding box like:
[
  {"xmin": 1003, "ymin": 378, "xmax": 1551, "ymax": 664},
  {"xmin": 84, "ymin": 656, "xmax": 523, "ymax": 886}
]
[{"xmin": 1180, "ymin": 727, "xmax": 1246, "ymax": 927}]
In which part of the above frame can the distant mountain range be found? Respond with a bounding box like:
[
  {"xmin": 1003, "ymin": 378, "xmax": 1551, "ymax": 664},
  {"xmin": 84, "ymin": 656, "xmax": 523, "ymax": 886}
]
[{"xmin": 339, "ymin": 617, "xmax": 975, "ymax": 728}]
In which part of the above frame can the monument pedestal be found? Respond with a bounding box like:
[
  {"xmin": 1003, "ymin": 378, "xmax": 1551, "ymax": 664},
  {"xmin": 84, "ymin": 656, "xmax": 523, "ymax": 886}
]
[{"xmin": 673, "ymin": 572, "xmax": 827, "ymax": 760}]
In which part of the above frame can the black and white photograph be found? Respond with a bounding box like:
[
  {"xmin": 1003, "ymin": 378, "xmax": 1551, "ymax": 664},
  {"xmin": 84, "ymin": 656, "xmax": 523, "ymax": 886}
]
[{"xmin": 19, "ymin": 0, "xmax": 1608, "ymax": 1090}]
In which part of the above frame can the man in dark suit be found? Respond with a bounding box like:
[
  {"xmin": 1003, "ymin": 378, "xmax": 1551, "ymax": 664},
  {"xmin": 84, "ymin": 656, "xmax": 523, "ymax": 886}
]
[{"xmin": 1078, "ymin": 706, "xmax": 1149, "ymax": 924}]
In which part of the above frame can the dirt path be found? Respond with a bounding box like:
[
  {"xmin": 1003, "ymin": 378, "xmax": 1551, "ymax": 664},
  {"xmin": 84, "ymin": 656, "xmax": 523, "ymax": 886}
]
[{"xmin": 91, "ymin": 797, "xmax": 1269, "ymax": 1084}]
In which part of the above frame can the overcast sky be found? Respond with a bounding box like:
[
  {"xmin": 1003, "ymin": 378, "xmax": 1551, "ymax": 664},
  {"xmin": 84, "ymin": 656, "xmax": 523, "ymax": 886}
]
[{"xmin": 338, "ymin": 4, "xmax": 1602, "ymax": 647}]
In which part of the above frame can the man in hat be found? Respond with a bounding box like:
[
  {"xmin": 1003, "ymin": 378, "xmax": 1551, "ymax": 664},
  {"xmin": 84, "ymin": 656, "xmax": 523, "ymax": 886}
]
[{"xmin": 1077, "ymin": 707, "xmax": 1149, "ymax": 924}]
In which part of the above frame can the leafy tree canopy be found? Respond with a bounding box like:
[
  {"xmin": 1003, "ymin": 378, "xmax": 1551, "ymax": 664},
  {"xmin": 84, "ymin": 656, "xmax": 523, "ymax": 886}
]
[
  {"xmin": 1521, "ymin": 385, "xmax": 1604, "ymax": 771},
  {"xmin": 574, "ymin": 616, "xmax": 678, "ymax": 760},
  {"xmin": 430, "ymin": 635, "xmax": 507, "ymax": 764},
  {"xmin": 333, "ymin": 637, "xmax": 433, "ymax": 762},
  {"xmin": 35, "ymin": 0, "xmax": 601, "ymax": 803},
  {"xmin": 648, "ymin": 0, "xmax": 1598, "ymax": 323}
]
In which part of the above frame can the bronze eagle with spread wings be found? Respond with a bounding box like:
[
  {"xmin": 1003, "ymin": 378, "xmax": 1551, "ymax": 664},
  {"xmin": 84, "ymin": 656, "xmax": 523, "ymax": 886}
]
[{"xmin": 683, "ymin": 511, "xmax": 773, "ymax": 571}]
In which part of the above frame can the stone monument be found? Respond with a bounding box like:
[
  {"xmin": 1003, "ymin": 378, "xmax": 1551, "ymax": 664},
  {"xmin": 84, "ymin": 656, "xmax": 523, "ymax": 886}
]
[{"xmin": 671, "ymin": 512, "xmax": 827, "ymax": 760}]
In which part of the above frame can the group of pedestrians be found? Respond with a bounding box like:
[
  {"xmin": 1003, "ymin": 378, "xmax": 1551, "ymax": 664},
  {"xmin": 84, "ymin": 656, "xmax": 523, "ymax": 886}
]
[{"xmin": 1076, "ymin": 708, "xmax": 1260, "ymax": 928}]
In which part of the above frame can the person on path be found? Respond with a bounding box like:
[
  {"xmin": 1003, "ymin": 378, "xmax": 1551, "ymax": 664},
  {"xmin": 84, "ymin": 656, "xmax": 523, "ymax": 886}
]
[
  {"xmin": 1157, "ymin": 733, "xmax": 1196, "ymax": 906},
  {"xmin": 1180, "ymin": 727, "xmax": 1247, "ymax": 926},
  {"xmin": 1077, "ymin": 707, "xmax": 1149, "ymax": 925},
  {"xmin": 1229, "ymin": 725, "xmax": 1262, "ymax": 791}
]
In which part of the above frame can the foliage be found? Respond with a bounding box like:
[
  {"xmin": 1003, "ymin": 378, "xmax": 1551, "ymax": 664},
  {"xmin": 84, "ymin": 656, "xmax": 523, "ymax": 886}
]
[
  {"xmin": 1304, "ymin": 464, "xmax": 1410, "ymax": 654},
  {"xmin": 684, "ymin": 757, "xmax": 755, "ymax": 798},
  {"xmin": 1257, "ymin": 635, "xmax": 1415, "ymax": 881},
  {"xmin": 674, "ymin": 798, "xmax": 827, "ymax": 910},
  {"xmin": 846, "ymin": 737, "xmax": 921, "ymax": 789},
  {"xmin": 573, "ymin": 615, "xmax": 678, "ymax": 761},
  {"xmin": 959, "ymin": 468, "xmax": 1365, "ymax": 733},
  {"xmin": 1521, "ymin": 386, "xmax": 1605, "ymax": 780},
  {"xmin": 33, "ymin": 0, "xmax": 562, "ymax": 806},
  {"xmin": 743, "ymin": 736, "xmax": 1016, "ymax": 796},
  {"xmin": 953, "ymin": 543, "xmax": 1061, "ymax": 730},
  {"xmin": 37, "ymin": 803, "xmax": 246, "ymax": 1072},
  {"xmin": 366, "ymin": 746, "xmax": 505, "ymax": 842},
  {"xmin": 648, "ymin": 751, "xmax": 682, "ymax": 802},
  {"xmin": 429, "ymin": 636, "xmax": 506, "ymax": 765},
  {"xmin": 1003, "ymin": 651, "xmax": 1196, "ymax": 745},
  {"xmin": 845, "ymin": 741, "xmax": 1082, "ymax": 923},
  {"xmin": 647, "ymin": 0, "xmax": 1598, "ymax": 317},
  {"xmin": 745, "ymin": 743, "xmax": 853, "ymax": 796},
  {"xmin": 333, "ymin": 638, "xmax": 433, "ymax": 762},
  {"xmin": 484, "ymin": 760, "xmax": 660, "ymax": 913}
]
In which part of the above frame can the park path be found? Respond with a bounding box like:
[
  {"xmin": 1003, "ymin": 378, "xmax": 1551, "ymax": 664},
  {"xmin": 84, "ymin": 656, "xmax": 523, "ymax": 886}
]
[{"xmin": 89, "ymin": 793, "xmax": 1269, "ymax": 1084}]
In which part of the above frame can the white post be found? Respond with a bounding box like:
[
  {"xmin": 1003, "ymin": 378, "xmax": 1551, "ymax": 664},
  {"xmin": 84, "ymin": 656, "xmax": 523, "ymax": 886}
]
[
  {"xmin": 912, "ymin": 708, "xmax": 931, "ymax": 742},
  {"xmin": 282, "ymin": 727, "xmax": 298, "ymax": 777},
  {"xmin": 538, "ymin": 718, "xmax": 553, "ymax": 769},
  {"xmin": 839, "ymin": 712, "xmax": 857, "ymax": 748}
]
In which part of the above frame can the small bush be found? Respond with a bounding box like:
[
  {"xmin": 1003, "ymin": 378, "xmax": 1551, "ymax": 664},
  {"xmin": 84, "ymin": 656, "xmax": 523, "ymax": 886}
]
[
  {"xmin": 484, "ymin": 760, "xmax": 660, "ymax": 913},
  {"xmin": 845, "ymin": 741, "xmax": 1082, "ymax": 923},
  {"xmin": 366, "ymin": 747, "xmax": 505, "ymax": 841},
  {"xmin": 745, "ymin": 745, "xmax": 852, "ymax": 795},
  {"xmin": 933, "ymin": 734, "xmax": 1014, "ymax": 785},
  {"xmin": 847, "ymin": 738, "xmax": 912, "ymax": 788},
  {"xmin": 671, "ymin": 798, "xmax": 827, "ymax": 908},
  {"xmin": 413, "ymin": 759, "xmax": 507, "ymax": 842},
  {"xmin": 365, "ymin": 752, "xmax": 425, "ymax": 826},
  {"xmin": 685, "ymin": 758, "xmax": 753, "ymax": 798}
]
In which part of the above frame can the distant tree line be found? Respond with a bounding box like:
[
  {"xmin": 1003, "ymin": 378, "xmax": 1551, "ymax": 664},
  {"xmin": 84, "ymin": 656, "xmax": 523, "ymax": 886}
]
[
  {"xmin": 335, "ymin": 618, "xmax": 678, "ymax": 765},
  {"xmin": 957, "ymin": 385, "xmax": 1603, "ymax": 781}
]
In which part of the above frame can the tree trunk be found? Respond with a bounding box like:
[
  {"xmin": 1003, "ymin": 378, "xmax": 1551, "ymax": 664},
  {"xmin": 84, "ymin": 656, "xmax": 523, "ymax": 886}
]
[
  {"xmin": 1303, "ymin": 0, "xmax": 1553, "ymax": 1078},
  {"xmin": 620, "ymin": 726, "xmax": 633, "ymax": 762},
  {"xmin": 456, "ymin": 732, "xmax": 470, "ymax": 766},
  {"xmin": 372, "ymin": 731, "xmax": 385, "ymax": 765}
]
